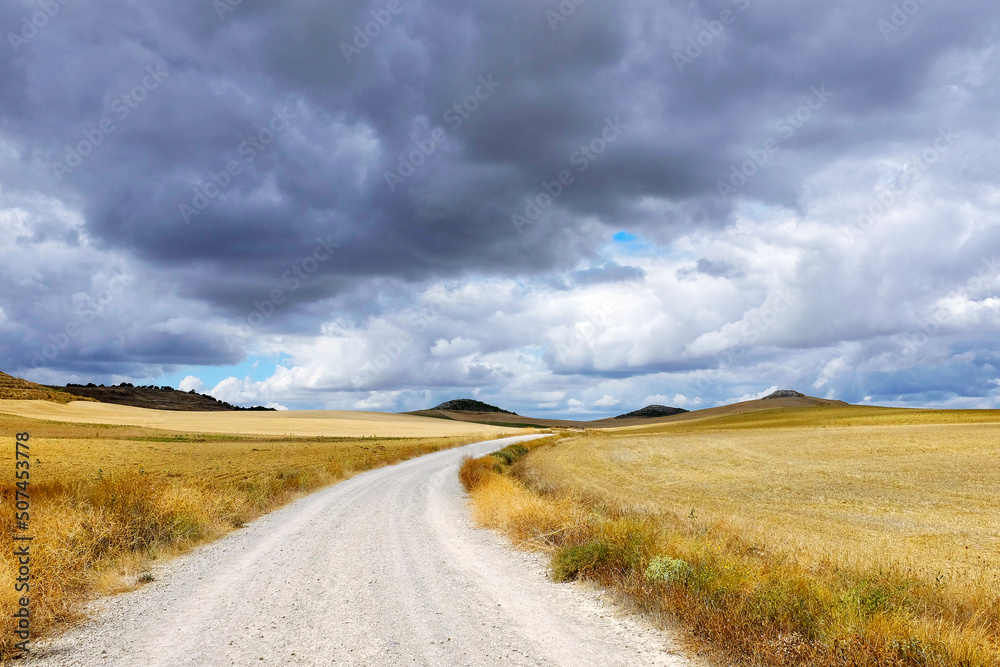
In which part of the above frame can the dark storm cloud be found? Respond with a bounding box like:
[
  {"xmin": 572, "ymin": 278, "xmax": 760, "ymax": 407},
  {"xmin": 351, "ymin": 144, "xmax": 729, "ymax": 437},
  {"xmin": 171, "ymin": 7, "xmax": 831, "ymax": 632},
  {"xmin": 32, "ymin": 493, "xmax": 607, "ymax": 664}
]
[
  {"xmin": 2, "ymin": 0, "xmax": 999, "ymax": 400},
  {"xmin": 7, "ymin": 0, "xmax": 994, "ymax": 293}
]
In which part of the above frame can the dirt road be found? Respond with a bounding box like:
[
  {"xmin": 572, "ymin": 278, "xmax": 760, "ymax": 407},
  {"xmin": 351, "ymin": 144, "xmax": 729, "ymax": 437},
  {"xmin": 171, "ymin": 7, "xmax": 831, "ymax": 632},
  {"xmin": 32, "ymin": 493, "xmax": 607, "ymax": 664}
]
[{"xmin": 26, "ymin": 435, "xmax": 696, "ymax": 666}]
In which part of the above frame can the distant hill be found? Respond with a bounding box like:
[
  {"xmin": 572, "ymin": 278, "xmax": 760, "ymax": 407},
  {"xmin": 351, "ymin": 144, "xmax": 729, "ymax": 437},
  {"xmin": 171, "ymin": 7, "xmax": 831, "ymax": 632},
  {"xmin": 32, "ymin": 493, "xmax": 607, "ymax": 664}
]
[
  {"xmin": 614, "ymin": 405, "xmax": 690, "ymax": 419},
  {"xmin": 0, "ymin": 371, "xmax": 94, "ymax": 404},
  {"xmin": 432, "ymin": 399, "xmax": 516, "ymax": 414},
  {"xmin": 413, "ymin": 392, "xmax": 849, "ymax": 430},
  {"xmin": 48, "ymin": 382, "xmax": 276, "ymax": 412},
  {"xmin": 763, "ymin": 389, "xmax": 805, "ymax": 399}
]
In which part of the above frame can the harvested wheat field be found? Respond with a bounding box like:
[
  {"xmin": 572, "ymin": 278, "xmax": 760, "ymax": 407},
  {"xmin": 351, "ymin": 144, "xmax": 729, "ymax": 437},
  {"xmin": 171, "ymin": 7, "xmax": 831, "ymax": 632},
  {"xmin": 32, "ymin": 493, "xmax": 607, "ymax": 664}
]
[
  {"xmin": 532, "ymin": 406, "xmax": 1000, "ymax": 579},
  {"xmin": 0, "ymin": 407, "xmax": 519, "ymax": 659},
  {"xmin": 469, "ymin": 404, "xmax": 1000, "ymax": 665},
  {"xmin": 0, "ymin": 399, "xmax": 514, "ymax": 438}
]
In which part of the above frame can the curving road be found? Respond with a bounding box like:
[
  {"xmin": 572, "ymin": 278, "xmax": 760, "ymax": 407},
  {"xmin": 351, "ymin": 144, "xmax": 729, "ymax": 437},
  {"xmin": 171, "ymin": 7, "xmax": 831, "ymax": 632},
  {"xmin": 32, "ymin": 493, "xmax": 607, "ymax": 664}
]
[{"xmin": 27, "ymin": 435, "xmax": 696, "ymax": 666}]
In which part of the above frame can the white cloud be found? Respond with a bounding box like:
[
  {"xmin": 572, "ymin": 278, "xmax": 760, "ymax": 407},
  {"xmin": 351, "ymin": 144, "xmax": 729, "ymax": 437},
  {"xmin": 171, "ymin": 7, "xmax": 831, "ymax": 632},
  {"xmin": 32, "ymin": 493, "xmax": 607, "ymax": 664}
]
[
  {"xmin": 10, "ymin": 133, "xmax": 1000, "ymax": 415},
  {"xmin": 728, "ymin": 386, "xmax": 780, "ymax": 404},
  {"xmin": 203, "ymin": 191, "xmax": 1000, "ymax": 415},
  {"xmin": 430, "ymin": 337, "xmax": 481, "ymax": 358},
  {"xmin": 178, "ymin": 376, "xmax": 204, "ymax": 393}
]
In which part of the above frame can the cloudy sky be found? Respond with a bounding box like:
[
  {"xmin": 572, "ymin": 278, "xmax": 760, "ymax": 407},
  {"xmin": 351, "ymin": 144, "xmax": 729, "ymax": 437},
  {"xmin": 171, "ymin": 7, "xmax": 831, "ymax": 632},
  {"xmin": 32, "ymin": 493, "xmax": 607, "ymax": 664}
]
[{"xmin": 2, "ymin": 0, "xmax": 999, "ymax": 416}]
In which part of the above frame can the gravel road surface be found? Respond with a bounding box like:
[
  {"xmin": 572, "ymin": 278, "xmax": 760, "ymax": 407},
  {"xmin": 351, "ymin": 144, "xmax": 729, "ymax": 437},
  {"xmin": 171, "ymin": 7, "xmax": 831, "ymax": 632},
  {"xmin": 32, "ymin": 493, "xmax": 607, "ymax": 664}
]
[{"xmin": 26, "ymin": 435, "xmax": 697, "ymax": 666}]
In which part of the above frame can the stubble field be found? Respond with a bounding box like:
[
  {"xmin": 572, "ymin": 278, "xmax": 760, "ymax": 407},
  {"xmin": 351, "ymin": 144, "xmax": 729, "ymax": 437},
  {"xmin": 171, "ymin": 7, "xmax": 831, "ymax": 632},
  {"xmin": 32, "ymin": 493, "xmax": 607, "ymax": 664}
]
[
  {"xmin": 0, "ymin": 399, "xmax": 513, "ymax": 438},
  {"xmin": 465, "ymin": 405, "xmax": 1000, "ymax": 665},
  {"xmin": 529, "ymin": 408, "xmax": 1000, "ymax": 581}
]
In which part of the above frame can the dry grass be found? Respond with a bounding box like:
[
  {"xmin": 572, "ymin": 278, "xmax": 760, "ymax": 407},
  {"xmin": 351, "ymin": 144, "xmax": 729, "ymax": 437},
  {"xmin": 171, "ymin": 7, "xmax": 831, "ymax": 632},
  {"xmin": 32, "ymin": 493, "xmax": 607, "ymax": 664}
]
[
  {"xmin": 0, "ymin": 399, "xmax": 518, "ymax": 438},
  {"xmin": 464, "ymin": 405, "xmax": 1000, "ymax": 666},
  {"xmin": 461, "ymin": 439, "xmax": 584, "ymax": 549},
  {"xmin": 0, "ymin": 411, "xmax": 515, "ymax": 660}
]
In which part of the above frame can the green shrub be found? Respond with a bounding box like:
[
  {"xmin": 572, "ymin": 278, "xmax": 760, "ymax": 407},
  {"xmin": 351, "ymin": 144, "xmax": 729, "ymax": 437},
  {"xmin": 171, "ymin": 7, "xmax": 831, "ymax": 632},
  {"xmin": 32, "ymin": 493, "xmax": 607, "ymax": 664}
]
[
  {"xmin": 552, "ymin": 541, "xmax": 612, "ymax": 582},
  {"xmin": 491, "ymin": 443, "xmax": 530, "ymax": 466}
]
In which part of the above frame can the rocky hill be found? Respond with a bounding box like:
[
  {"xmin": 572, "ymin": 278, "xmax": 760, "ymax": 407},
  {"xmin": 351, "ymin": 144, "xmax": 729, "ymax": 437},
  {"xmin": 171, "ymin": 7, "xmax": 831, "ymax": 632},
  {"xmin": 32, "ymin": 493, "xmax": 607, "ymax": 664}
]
[
  {"xmin": 432, "ymin": 399, "xmax": 516, "ymax": 414},
  {"xmin": 614, "ymin": 405, "xmax": 690, "ymax": 419},
  {"xmin": 0, "ymin": 371, "xmax": 93, "ymax": 403},
  {"xmin": 763, "ymin": 389, "xmax": 805, "ymax": 399}
]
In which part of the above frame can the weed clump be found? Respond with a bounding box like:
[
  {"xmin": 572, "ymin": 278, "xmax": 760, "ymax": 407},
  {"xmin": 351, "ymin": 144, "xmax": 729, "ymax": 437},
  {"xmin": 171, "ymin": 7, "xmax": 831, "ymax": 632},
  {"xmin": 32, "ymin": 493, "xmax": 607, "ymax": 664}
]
[
  {"xmin": 459, "ymin": 456, "xmax": 497, "ymax": 492},
  {"xmin": 645, "ymin": 555, "xmax": 692, "ymax": 585},
  {"xmin": 491, "ymin": 443, "xmax": 529, "ymax": 466},
  {"xmin": 552, "ymin": 541, "xmax": 612, "ymax": 582}
]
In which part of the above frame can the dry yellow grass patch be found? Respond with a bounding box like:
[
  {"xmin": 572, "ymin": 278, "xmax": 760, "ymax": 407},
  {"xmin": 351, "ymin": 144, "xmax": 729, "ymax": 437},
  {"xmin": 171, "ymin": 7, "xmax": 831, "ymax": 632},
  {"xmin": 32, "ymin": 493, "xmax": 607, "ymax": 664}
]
[
  {"xmin": 0, "ymin": 411, "xmax": 515, "ymax": 659},
  {"xmin": 528, "ymin": 409, "xmax": 1000, "ymax": 582},
  {"xmin": 0, "ymin": 400, "xmax": 517, "ymax": 438},
  {"xmin": 465, "ymin": 405, "xmax": 1000, "ymax": 666}
]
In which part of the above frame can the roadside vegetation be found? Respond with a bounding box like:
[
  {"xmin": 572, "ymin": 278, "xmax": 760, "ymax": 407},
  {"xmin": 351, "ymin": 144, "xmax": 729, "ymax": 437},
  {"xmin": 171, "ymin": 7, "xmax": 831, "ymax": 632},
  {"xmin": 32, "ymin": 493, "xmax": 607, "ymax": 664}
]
[
  {"xmin": 0, "ymin": 412, "xmax": 516, "ymax": 659},
  {"xmin": 460, "ymin": 406, "xmax": 1000, "ymax": 666}
]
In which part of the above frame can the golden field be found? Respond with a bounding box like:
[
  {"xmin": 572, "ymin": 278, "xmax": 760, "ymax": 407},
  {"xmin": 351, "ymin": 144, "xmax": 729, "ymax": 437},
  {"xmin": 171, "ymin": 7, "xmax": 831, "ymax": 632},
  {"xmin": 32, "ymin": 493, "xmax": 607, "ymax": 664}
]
[
  {"xmin": 0, "ymin": 405, "xmax": 519, "ymax": 660},
  {"xmin": 531, "ymin": 407, "xmax": 1000, "ymax": 581},
  {"xmin": 464, "ymin": 405, "xmax": 1000, "ymax": 666},
  {"xmin": 0, "ymin": 399, "xmax": 514, "ymax": 438}
]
